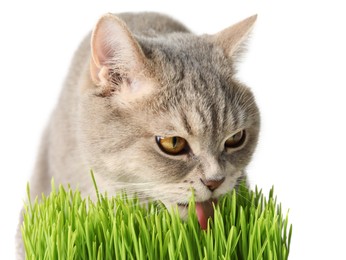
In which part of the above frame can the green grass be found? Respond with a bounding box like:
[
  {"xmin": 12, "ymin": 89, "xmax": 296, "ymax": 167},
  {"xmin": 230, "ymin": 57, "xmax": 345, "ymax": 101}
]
[{"xmin": 21, "ymin": 176, "xmax": 292, "ymax": 260}]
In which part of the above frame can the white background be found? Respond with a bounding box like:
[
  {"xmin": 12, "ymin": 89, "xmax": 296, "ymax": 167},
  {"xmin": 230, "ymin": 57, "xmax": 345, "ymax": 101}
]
[{"xmin": 1, "ymin": 1, "xmax": 345, "ymax": 259}]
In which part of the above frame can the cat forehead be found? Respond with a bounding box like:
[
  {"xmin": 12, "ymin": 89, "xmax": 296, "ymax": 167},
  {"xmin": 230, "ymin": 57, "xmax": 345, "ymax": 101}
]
[
  {"xmin": 134, "ymin": 34, "xmax": 257, "ymax": 137},
  {"xmin": 138, "ymin": 33, "xmax": 233, "ymax": 77},
  {"xmin": 138, "ymin": 35, "xmax": 236, "ymax": 99},
  {"xmin": 144, "ymin": 79, "xmax": 255, "ymax": 141}
]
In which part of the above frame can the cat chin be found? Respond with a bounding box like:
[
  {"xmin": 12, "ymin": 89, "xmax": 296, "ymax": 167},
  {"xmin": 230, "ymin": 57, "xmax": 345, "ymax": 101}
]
[
  {"xmin": 177, "ymin": 204, "xmax": 189, "ymax": 221},
  {"xmin": 161, "ymin": 202, "xmax": 189, "ymax": 220}
]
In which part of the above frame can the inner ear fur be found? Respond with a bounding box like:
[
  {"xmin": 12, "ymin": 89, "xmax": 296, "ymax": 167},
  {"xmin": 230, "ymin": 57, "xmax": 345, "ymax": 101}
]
[{"xmin": 90, "ymin": 13, "xmax": 147, "ymax": 89}]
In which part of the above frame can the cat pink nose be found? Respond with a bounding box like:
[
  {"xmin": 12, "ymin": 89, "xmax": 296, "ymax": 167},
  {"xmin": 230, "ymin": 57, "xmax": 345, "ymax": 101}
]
[{"xmin": 200, "ymin": 177, "xmax": 225, "ymax": 192}]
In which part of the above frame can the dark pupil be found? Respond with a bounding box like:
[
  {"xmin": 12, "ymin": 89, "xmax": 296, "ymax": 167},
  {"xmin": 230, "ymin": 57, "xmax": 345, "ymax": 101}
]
[{"xmin": 172, "ymin": 137, "xmax": 177, "ymax": 148}]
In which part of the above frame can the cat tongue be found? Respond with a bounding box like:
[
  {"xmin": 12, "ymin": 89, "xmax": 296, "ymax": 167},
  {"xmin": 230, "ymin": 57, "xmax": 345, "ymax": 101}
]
[{"xmin": 195, "ymin": 199, "xmax": 217, "ymax": 230}]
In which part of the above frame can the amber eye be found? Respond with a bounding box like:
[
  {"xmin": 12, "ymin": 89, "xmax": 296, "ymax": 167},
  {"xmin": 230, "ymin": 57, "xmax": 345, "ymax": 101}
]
[
  {"xmin": 156, "ymin": 136, "xmax": 188, "ymax": 155},
  {"xmin": 225, "ymin": 130, "xmax": 246, "ymax": 149}
]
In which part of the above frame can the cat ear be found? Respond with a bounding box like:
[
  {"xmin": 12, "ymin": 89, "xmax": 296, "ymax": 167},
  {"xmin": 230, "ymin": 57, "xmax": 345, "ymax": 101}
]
[
  {"xmin": 90, "ymin": 13, "xmax": 149, "ymax": 96},
  {"xmin": 210, "ymin": 15, "xmax": 257, "ymax": 58}
]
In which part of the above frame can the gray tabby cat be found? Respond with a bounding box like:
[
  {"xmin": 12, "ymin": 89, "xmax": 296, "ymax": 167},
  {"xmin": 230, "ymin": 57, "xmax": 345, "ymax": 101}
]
[{"xmin": 19, "ymin": 11, "xmax": 259, "ymax": 257}]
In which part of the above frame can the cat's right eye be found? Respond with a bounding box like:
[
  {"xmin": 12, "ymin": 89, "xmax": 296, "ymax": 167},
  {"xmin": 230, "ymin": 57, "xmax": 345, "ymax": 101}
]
[{"xmin": 156, "ymin": 136, "xmax": 189, "ymax": 155}]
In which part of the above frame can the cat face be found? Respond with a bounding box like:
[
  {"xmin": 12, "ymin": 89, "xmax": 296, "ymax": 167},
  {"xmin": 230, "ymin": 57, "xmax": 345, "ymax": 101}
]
[{"xmin": 79, "ymin": 14, "xmax": 259, "ymax": 220}]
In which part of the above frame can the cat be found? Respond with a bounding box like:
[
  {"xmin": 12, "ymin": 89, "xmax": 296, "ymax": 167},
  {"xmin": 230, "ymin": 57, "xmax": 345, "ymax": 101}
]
[{"xmin": 17, "ymin": 11, "xmax": 260, "ymax": 257}]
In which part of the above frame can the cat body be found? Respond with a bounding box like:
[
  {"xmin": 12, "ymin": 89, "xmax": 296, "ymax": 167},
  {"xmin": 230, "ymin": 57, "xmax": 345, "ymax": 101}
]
[{"xmin": 19, "ymin": 11, "xmax": 259, "ymax": 258}]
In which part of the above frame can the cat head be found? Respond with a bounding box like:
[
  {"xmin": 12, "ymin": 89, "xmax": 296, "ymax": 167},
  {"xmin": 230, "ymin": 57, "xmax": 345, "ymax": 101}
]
[{"xmin": 80, "ymin": 13, "xmax": 259, "ymax": 220}]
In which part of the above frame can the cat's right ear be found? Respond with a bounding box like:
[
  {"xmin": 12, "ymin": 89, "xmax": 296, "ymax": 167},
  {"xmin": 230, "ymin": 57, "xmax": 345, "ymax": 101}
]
[{"xmin": 90, "ymin": 14, "xmax": 149, "ymax": 97}]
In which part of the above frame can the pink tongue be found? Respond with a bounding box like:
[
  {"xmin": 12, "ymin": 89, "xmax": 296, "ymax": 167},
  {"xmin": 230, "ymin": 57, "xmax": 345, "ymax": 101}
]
[{"xmin": 195, "ymin": 199, "xmax": 217, "ymax": 230}]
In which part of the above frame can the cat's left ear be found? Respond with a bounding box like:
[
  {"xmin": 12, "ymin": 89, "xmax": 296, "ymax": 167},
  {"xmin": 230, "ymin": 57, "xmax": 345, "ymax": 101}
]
[{"xmin": 209, "ymin": 15, "xmax": 257, "ymax": 58}]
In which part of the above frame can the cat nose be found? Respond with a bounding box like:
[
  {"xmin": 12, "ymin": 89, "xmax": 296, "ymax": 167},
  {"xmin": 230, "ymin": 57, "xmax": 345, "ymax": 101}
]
[{"xmin": 200, "ymin": 177, "xmax": 225, "ymax": 192}]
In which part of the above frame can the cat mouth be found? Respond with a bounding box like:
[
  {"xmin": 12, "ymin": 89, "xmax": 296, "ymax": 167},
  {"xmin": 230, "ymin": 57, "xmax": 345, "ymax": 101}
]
[{"xmin": 178, "ymin": 198, "xmax": 217, "ymax": 230}]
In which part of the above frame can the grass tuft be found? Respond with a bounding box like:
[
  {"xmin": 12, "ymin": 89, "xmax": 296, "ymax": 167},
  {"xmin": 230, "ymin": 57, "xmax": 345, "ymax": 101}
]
[{"xmin": 21, "ymin": 178, "xmax": 292, "ymax": 259}]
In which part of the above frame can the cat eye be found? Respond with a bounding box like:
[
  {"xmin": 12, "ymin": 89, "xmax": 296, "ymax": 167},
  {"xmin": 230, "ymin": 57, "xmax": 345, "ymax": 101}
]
[
  {"xmin": 156, "ymin": 136, "xmax": 189, "ymax": 155},
  {"xmin": 224, "ymin": 130, "xmax": 246, "ymax": 149}
]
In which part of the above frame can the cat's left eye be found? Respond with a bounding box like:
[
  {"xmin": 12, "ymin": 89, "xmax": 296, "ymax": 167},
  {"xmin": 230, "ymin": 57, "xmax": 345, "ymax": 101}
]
[
  {"xmin": 156, "ymin": 136, "xmax": 189, "ymax": 155},
  {"xmin": 224, "ymin": 130, "xmax": 246, "ymax": 149}
]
